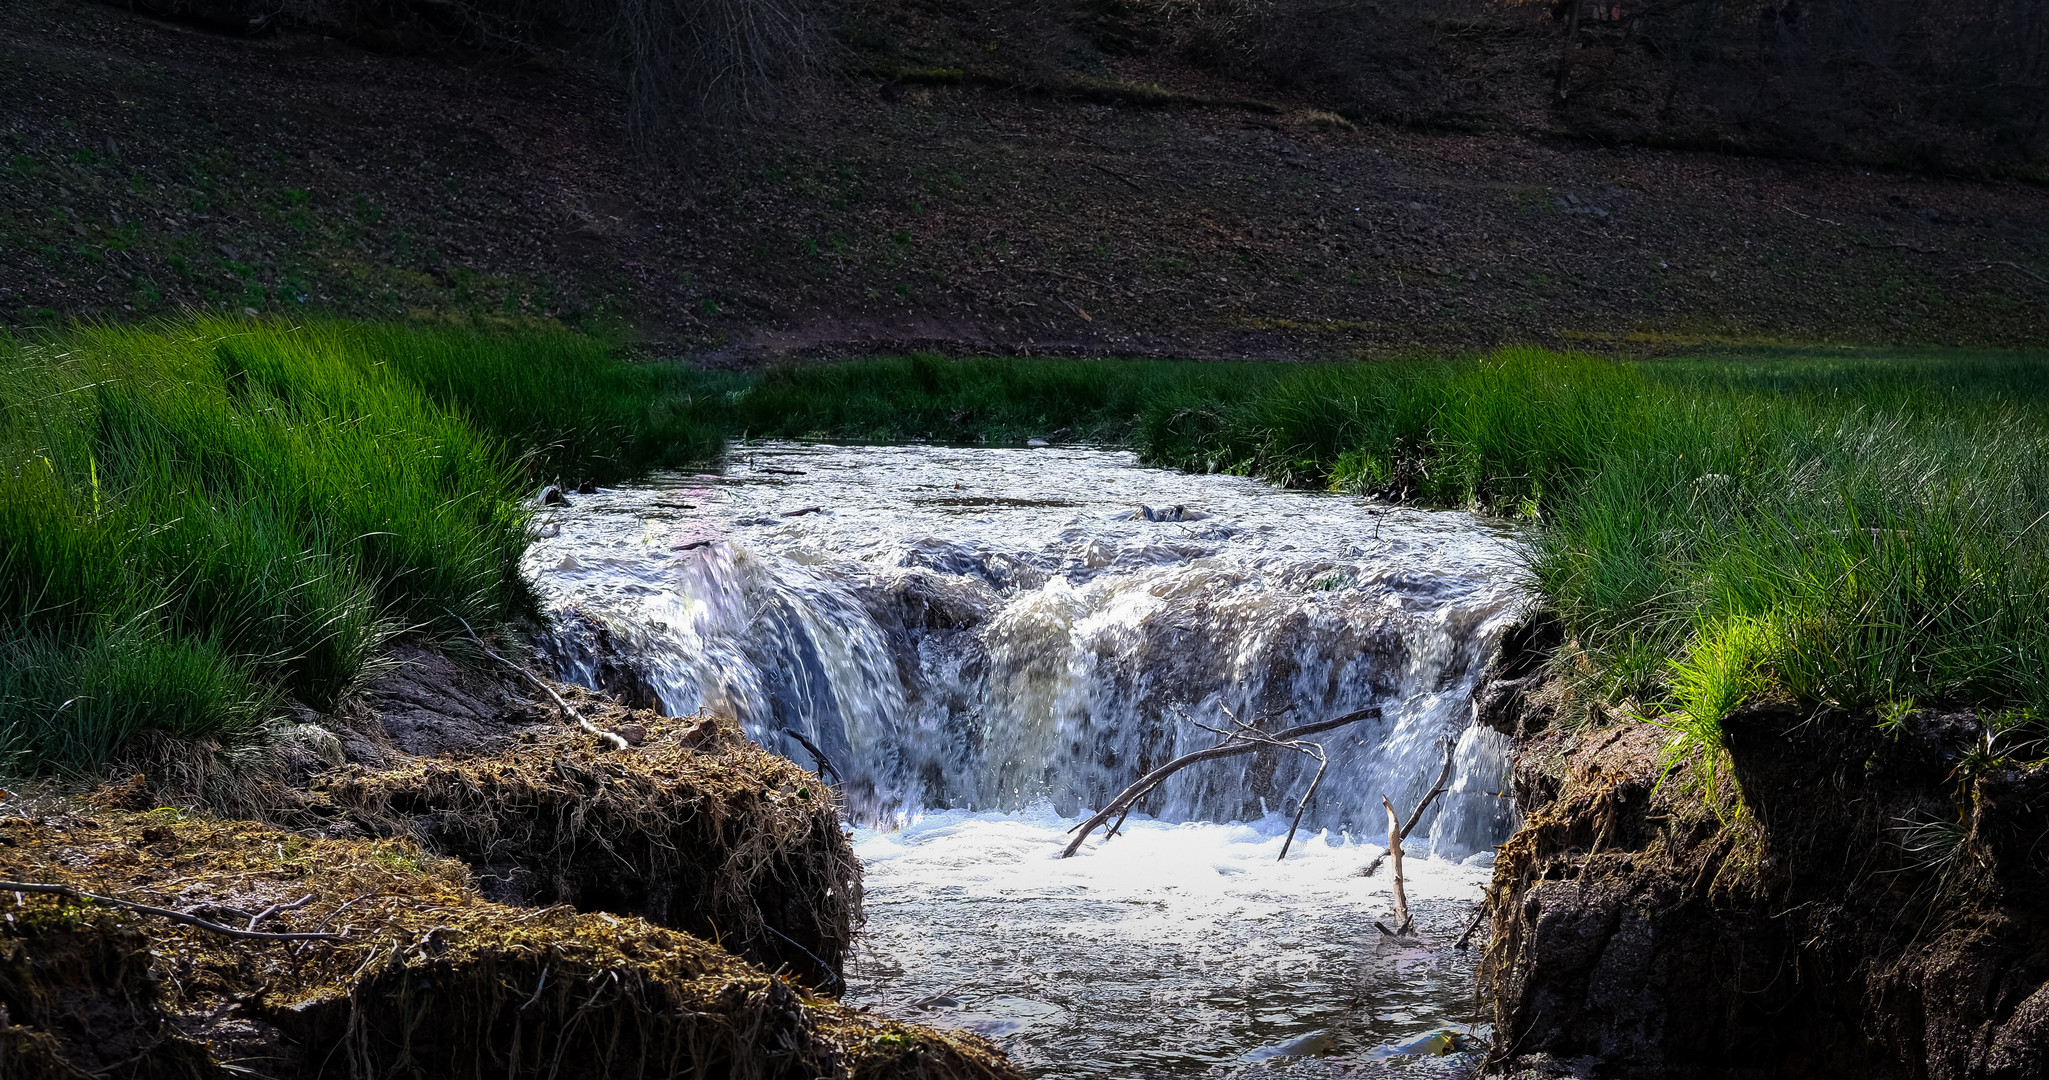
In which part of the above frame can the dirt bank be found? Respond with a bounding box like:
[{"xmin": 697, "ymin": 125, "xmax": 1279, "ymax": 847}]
[
  {"xmin": 318, "ymin": 707, "xmax": 861, "ymax": 988},
  {"xmin": 0, "ymin": 810, "xmax": 1015, "ymax": 1080},
  {"xmin": 1485, "ymin": 705, "xmax": 2049, "ymax": 1078},
  {"xmin": 5, "ymin": 0, "xmax": 2045, "ymax": 357}
]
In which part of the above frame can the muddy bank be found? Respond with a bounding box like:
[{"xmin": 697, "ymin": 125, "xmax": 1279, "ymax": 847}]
[
  {"xmin": 1485, "ymin": 705, "xmax": 2049, "ymax": 1078},
  {"xmin": 0, "ymin": 810, "xmax": 1014, "ymax": 1080}
]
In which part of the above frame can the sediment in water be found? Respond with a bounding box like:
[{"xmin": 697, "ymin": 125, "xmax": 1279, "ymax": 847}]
[
  {"xmin": 1485, "ymin": 701, "xmax": 2049, "ymax": 1078},
  {"xmin": 0, "ymin": 810, "xmax": 1013, "ymax": 1080}
]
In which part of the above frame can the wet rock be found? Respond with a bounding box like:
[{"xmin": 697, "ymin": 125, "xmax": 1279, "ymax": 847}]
[
  {"xmin": 576, "ymin": 480, "xmax": 597, "ymax": 494},
  {"xmin": 1475, "ymin": 617, "xmax": 1563, "ymax": 738},
  {"xmin": 538, "ymin": 484, "xmax": 567, "ymax": 505},
  {"xmin": 1245, "ymin": 1029, "xmax": 1336, "ymax": 1061},
  {"xmin": 1132, "ymin": 503, "xmax": 1210, "ymax": 522},
  {"xmin": 1026, "ymin": 438, "xmax": 1050, "ymax": 448}
]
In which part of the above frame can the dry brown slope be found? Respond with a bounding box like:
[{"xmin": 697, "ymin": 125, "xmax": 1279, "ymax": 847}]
[{"xmin": 3, "ymin": 0, "xmax": 2046, "ymax": 357}]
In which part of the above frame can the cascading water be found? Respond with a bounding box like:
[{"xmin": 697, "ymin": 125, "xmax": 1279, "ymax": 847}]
[{"xmin": 523, "ymin": 442, "xmax": 1533, "ymax": 1076}]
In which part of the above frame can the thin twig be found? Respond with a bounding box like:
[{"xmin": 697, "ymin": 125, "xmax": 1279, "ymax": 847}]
[
  {"xmin": 448, "ymin": 611, "xmax": 630, "ymax": 751},
  {"xmin": 1278, "ymin": 746, "xmax": 1329, "ymax": 861},
  {"xmin": 1400, "ymin": 741, "xmax": 1460, "ymax": 841},
  {"xmin": 1453, "ymin": 902, "xmax": 1489, "ymax": 951},
  {"xmin": 245, "ymin": 893, "xmax": 315, "ymax": 931},
  {"xmin": 763, "ymin": 924, "xmax": 842, "ymax": 992},
  {"xmin": 781, "ymin": 728, "xmax": 841, "ymax": 784},
  {"xmin": 0, "ymin": 880, "xmax": 345, "ymax": 942}
]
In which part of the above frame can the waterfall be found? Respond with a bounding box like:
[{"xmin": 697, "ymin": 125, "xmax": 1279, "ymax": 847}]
[{"xmin": 527, "ymin": 443, "xmax": 1529, "ymax": 857}]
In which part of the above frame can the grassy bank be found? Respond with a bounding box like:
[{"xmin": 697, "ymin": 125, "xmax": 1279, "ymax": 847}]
[
  {"xmin": 742, "ymin": 349, "xmax": 2049, "ymax": 755},
  {"xmin": 0, "ymin": 319, "xmax": 730, "ymax": 774},
  {"xmin": 8, "ymin": 319, "xmax": 2044, "ymax": 780}
]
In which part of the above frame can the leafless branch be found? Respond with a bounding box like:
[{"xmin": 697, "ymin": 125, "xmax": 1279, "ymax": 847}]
[
  {"xmin": 1, "ymin": 881, "xmax": 346, "ymax": 943},
  {"xmin": 1060, "ymin": 706, "xmax": 1381, "ymax": 858}
]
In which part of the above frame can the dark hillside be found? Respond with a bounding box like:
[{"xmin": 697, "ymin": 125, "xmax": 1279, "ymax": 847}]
[{"xmin": 2, "ymin": 0, "xmax": 2046, "ymax": 358}]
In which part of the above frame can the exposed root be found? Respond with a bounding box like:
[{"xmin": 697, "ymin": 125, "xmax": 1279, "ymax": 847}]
[
  {"xmin": 316, "ymin": 706, "xmax": 861, "ymax": 989},
  {"xmin": 0, "ymin": 811, "xmax": 1014, "ymax": 1080}
]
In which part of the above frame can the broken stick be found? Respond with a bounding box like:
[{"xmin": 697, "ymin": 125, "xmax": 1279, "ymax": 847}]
[
  {"xmin": 449, "ymin": 611, "xmax": 630, "ymax": 751},
  {"xmin": 1376, "ymin": 739, "xmax": 1459, "ymax": 939},
  {"xmin": 1382, "ymin": 795, "xmax": 1414, "ymax": 937}
]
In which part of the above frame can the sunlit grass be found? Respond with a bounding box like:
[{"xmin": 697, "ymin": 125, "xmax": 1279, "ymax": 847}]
[
  {"xmin": 743, "ymin": 346, "xmax": 2049, "ymax": 746},
  {"xmin": 0, "ymin": 318, "xmax": 727, "ymax": 773},
  {"xmin": 8, "ymin": 322, "xmax": 2042, "ymax": 780}
]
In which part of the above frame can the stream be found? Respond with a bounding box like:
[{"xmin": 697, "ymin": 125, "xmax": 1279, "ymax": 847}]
[{"xmin": 521, "ymin": 442, "xmax": 1531, "ymax": 1076}]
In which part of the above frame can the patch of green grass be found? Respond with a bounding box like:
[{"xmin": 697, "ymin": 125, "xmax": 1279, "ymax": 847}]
[
  {"xmin": 742, "ymin": 346, "xmax": 2049, "ymax": 748},
  {"xmin": 9, "ymin": 328, "xmax": 2041, "ymax": 782},
  {"xmin": 734, "ymin": 352, "xmax": 1285, "ymax": 445},
  {"xmin": 1137, "ymin": 346, "xmax": 2049, "ymax": 736},
  {"xmin": 0, "ymin": 318, "xmax": 735, "ymax": 774}
]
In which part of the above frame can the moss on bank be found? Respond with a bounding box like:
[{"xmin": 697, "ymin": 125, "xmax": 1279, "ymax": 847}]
[
  {"xmin": 320, "ymin": 709, "xmax": 861, "ymax": 988},
  {"xmin": 0, "ymin": 809, "xmax": 1015, "ymax": 1080}
]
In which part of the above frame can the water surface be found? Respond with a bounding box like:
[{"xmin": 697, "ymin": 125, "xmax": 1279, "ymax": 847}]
[{"xmin": 521, "ymin": 442, "xmax": 1529, "ymax": 1076}]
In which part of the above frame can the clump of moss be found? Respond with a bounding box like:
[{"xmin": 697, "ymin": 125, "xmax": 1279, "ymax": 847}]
[
  {"xmin": 316, "ymin": 705, "xmax": 860, "ymax": 989},
  {"xmin": 0, "ymin": 810, "xmax": 1014, "ymax": 1080}
]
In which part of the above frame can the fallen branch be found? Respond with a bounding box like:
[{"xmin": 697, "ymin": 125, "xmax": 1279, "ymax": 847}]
[
  {"xmin": 0, "ymin": 881, "xmax": 346, "ymax": 942},
  {"xmin": 1060, "ymin": 707, "xmax": 1381, "ymax": 858},
  {"xmin": 449, "ymin": 611, "xmax": 631, "ymax": 751}
]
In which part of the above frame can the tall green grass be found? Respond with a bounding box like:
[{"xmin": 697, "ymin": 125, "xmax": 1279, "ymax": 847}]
[
  {"xmin": 733, "ymin": 352, "xmax": 1287, "ymax": 445},
  {"xmin": 10, "ymin": 322, "xmax": 2041, "ymax": 779},
  {"xmin": 741, "ymin": 347, "xmax": 2049, "ymax": 744},
  {"xmin": 1142, "ymin": 348, "xmax": 2049, "ymax": 739},
  {"xmin": 0, "ymin": 319, "xmax": 724, "ymax": 774}
]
